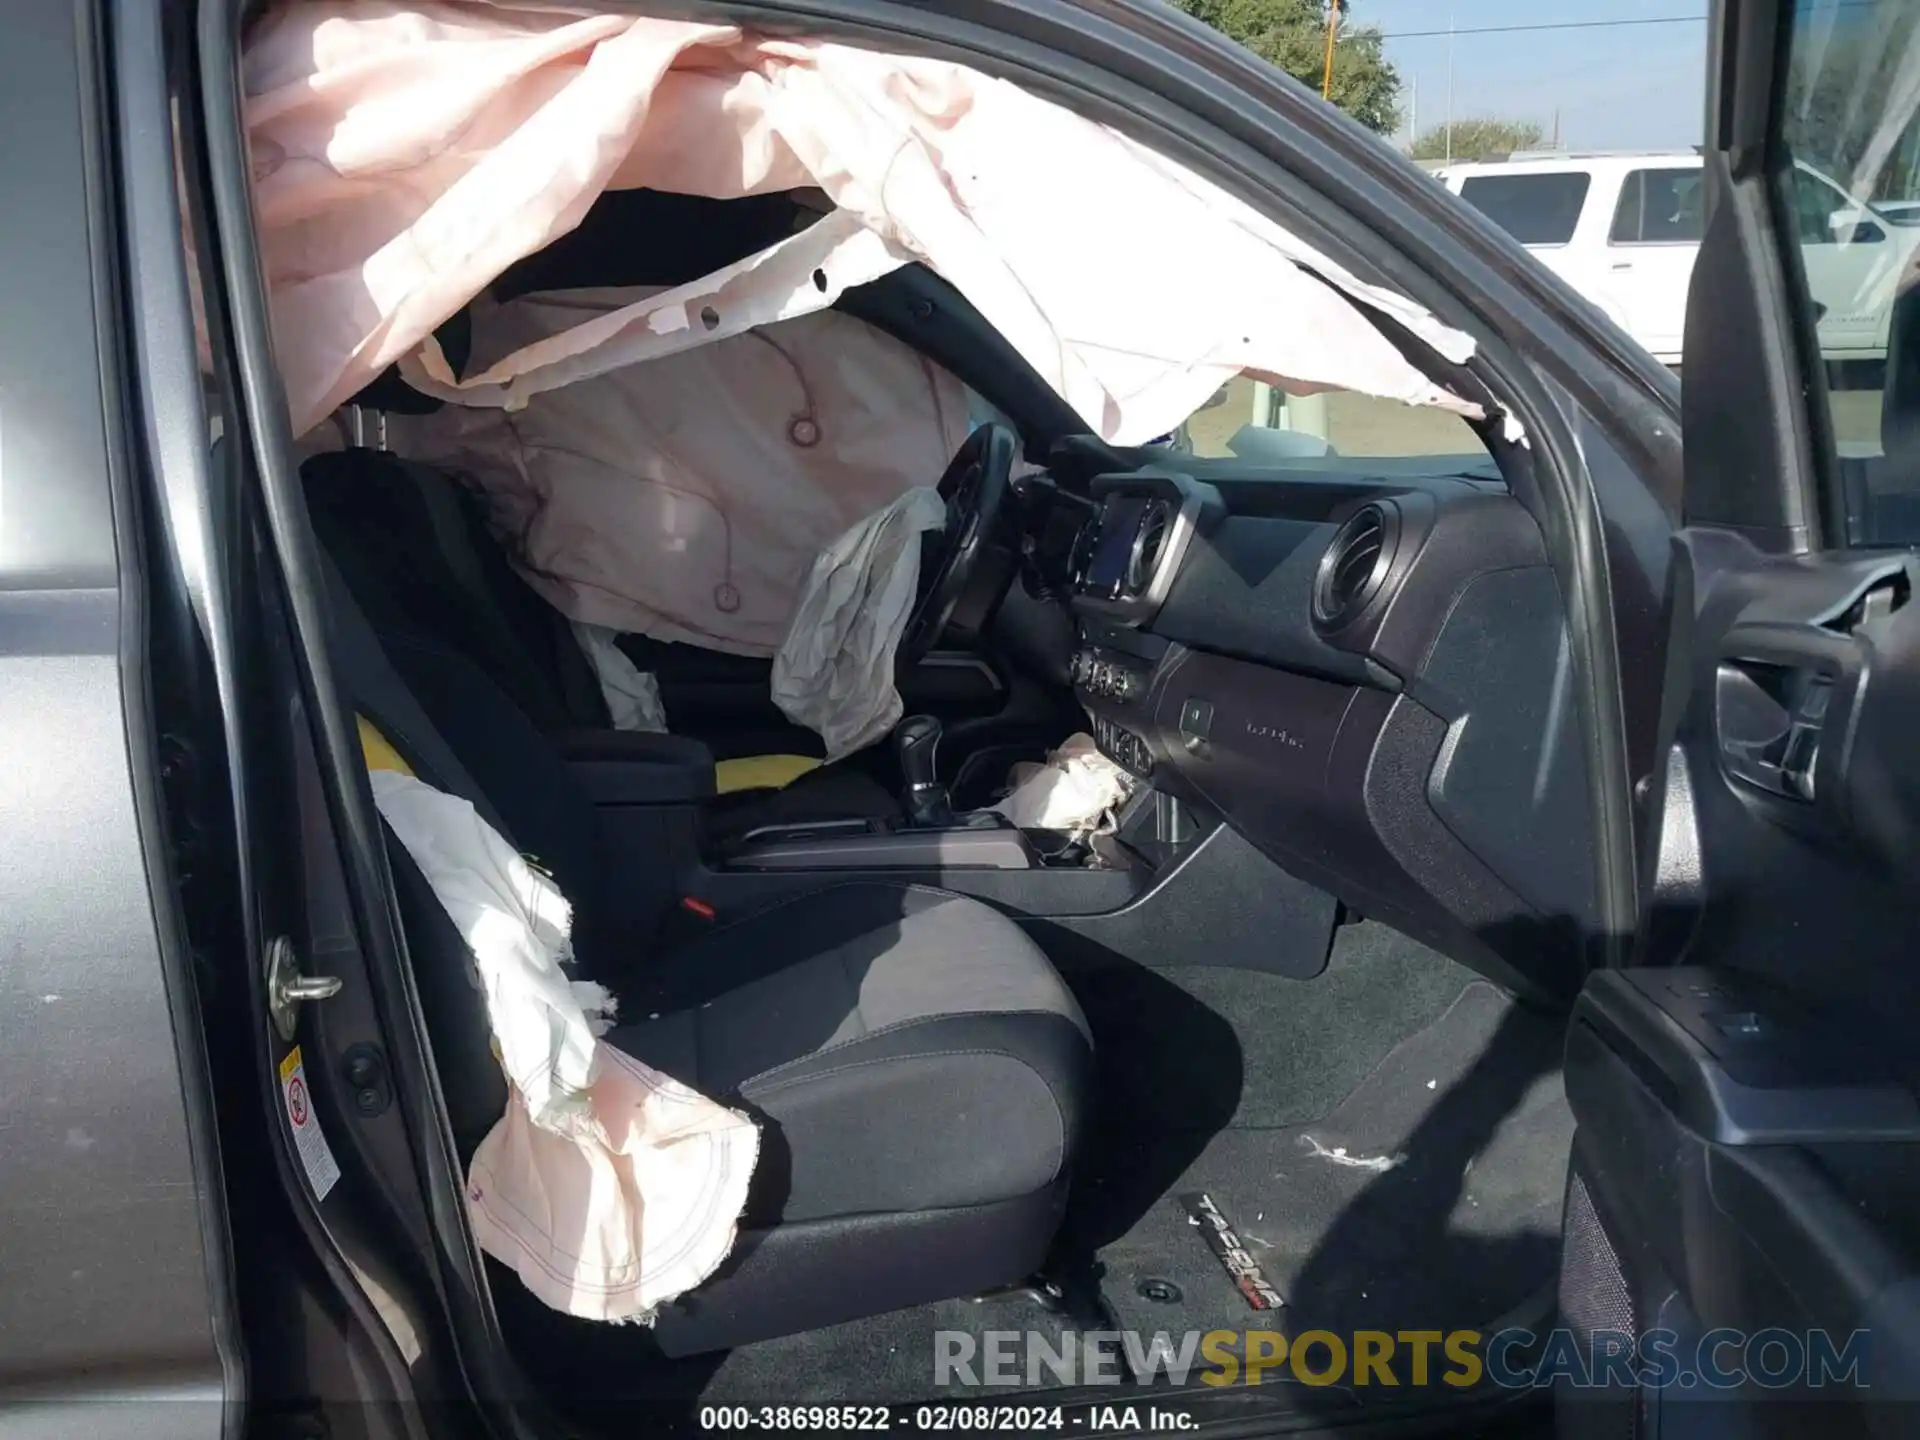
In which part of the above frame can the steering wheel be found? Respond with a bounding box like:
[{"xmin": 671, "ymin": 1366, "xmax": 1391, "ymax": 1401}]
[{"xmin": 897, "ymin": 422, "xmax": 1019, "ymax": 667}]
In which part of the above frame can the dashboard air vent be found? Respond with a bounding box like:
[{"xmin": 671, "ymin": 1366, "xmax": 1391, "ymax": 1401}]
[
  {"xmin": 1068, "ymin": 515, "xmax": 1102, "ymax": 590},
  {"xmin": 1123, "ymin": 500, "xmax": 1173, "ymax": 598},
  {"xmin": 1313, "ymin": 502, "xmax": 1395, "ymax": 630}
]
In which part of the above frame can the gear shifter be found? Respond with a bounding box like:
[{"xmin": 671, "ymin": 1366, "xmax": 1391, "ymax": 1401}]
[{"xmin": 895, "ymin": 714, "xmax": 953, "ymax": 827}]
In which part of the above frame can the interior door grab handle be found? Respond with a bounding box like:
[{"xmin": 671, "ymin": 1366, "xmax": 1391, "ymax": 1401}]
[{"xmin": 1714, "ymin": 661, "xmax": 1830, "ymax": 802}]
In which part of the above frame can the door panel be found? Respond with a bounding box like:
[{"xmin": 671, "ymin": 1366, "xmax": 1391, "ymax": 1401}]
[
  {"xmin": 1603, "ymin": 246, "xmax": 1695, "ymax": 363},
  {"xmin": 1560, "ymin": 3, "xmax": 1920, "ymax": 1432},
  {"xmin": 1560, "ymin": 534, "xmax": 1920, "ymax": 1431},
  {"xmin": 1604, "ymin": 166, "xmax": 1704, "ymax": 363}
]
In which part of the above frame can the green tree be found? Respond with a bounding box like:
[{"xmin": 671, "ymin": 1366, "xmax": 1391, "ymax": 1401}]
[
  {"xmin": 1409, "ymin": 118, "xmax": 1548, "ymax": 162},
  {"xmin": 1173, "ymin": 0, "xmax": 1402, "ymax": 134}
]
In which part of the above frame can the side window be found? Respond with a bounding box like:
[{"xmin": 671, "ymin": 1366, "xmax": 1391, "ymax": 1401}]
[
  {"xmin": 1177, "ymin": 377, "xmax": 1489, "ymax": 465},
  {"xmin": 1777, "ymin": 0, "xmax": 1920, "ymax": 547},
  {"xmin": 1609, "ymin": 168, "xmax": 1704, "ymax": 245},
  {"xmin": 1790, "ymin": 168, "xmax": 1838, "ymax": 243},
  {"xmin": 1785, "ymin": 166, "xmax": 1883, "ymax": 246},
  {"xmin": 1458, "ymin": 172, "xmax": 1592, "ymax": 246}
]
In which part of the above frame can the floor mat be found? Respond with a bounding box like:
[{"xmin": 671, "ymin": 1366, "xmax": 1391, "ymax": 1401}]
[
  {"xmin": 1055, "ymin": 921, "xmax": 1489, "ymax": 1257},
  {"xmin": 504, "ymin": 1283, "xmax": 1088, "ymax": 1425},
  {"xmin": 690, "ymin": 1291, "xmax": 1085, "ymax": 1406},
  {"xmin": 1090, "ymin": 979, "xmax": 1571, "ymax": 1344}
]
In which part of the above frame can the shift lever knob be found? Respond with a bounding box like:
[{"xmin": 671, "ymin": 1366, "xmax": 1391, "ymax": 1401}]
[{"xmin": 895, "ymin": 714, "xmax": 951, "ymax": 826}]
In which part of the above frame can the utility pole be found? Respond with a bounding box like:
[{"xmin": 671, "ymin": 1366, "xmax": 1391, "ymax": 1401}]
[
  {"xmin": 1444, "ymin": 4, "xmax": 1456, "ymax": 164},
  {"xmin": 1321, "ymin": 0, "xmax": 1338, "ymax": 100}
]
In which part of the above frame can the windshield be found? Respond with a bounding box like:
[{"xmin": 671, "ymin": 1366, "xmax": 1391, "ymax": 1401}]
[{"xmin": 1167, "ymin": 375, "xmax": 1493, "ymax": 477}]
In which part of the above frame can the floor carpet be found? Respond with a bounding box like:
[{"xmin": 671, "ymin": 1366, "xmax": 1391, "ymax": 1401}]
[{"xmin": 1090, "ymin": 978, "xmax": 1571, "ymax": 1344}]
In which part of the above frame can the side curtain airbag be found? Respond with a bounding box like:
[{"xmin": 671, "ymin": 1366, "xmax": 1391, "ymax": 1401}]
[
  {"xmin": 367, "ymin": 759, "xmax": 759, "ymax": 1322},
  {"xmin": 245, "ymin": 2, "xmax": 1482, "ymax": 444}
]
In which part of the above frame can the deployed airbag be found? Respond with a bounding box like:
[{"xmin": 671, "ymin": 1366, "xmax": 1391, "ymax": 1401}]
[
  {"xmin": 772, "ymin": 486, "xmax": 949, "ymax": 759},
  {"xmin": 990, "ymin": 733, "xmax": 1136, "ymax": 835},
  {"xmin": 572, "ymin": 619, "xmax": 668, "ymax": 732},
  {"xmin": 245, "ymin": 1, "xmax": 1481, "ymax": 444},
  {"xmin": 367, "ymin": 762, "xmax": 757, "ymax": 1322},
  {"xmin": 392, "ymin": 293, "xmax": 970, "ymax": 655}
]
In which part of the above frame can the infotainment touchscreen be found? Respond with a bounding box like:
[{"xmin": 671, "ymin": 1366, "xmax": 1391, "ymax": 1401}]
[{"xmin": 1082, "ymin": 495, "xmax": 1147, "ymax": 599}]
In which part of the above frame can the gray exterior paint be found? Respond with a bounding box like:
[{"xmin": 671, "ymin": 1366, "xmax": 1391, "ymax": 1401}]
[{"xmin": 0, "ymin": 0, "xmax": 231, "ymax": 1432}]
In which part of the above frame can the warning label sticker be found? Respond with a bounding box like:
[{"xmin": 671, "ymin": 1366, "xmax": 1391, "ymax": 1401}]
[{"xmin": 279, "ymin": 1045, "xmax": 341, "ymax": 1200}]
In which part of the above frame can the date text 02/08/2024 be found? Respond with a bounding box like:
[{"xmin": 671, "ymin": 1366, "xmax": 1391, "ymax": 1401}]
[{"xmin": 697, "ymin": 1406, "xmax": 1199, "ymax": 1431}]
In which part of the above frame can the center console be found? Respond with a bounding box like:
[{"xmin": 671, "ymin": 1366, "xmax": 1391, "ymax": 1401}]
[
  {"xmin": 712, "ymin": 710, "xmax": 1059, "ymax": 870},
  {"xmin": 1064, "ymin": 469, "xmax": 1222, "ymax": 780},
  {"xmin": 1072, "ymin": 641, "xmax": 1158, "ymax": 778},
  {"xmin": 723, "ymin": 812, "xmax": 1041, "ymax": 871},
  {"xmin": 558, "ymin": 459, "xmax": 1345, "ymax": 983}
]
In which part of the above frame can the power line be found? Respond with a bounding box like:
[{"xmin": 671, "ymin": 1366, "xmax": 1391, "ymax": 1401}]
[{"xmin": 1380, "ymin": 16, "xmax": 1706, "ymax": 41}]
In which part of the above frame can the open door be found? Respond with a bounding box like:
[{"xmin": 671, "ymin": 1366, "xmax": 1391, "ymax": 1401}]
[{"xmin": 1556, "ymin": 0, "xmax": 1920, "ymax": 1431}]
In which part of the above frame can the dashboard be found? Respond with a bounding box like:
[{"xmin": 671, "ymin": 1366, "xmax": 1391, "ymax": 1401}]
[{"xmin": 1058, "ymin": 464, "xmax": 1595, "ymax": 1000}]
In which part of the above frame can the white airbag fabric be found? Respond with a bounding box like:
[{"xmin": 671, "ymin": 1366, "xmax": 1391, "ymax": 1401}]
[
  {"xmin": 772, "ymin": 486, "xmax": 949, "ymax": 760},
  {"xmin": 245, "ymin": 2, "xmax": 1481, "ymax": 444},
  {"xmin": 394, "ymin": 295, "xmax": 970, "ymax": 655},
  {"xmin": 572, "ymin": 620, "xmax": 668, "ymax": 732},
  {"xmin": 990, "ymin": 733, "xmax": 1136, "ymax": 835},
  {"xmin": 367, "ymin": 767, "xmax": 757, "ymax": 1322},
  {"xmin": 399, "ymin": 211, "xmax": 909, "ymax": 412}
]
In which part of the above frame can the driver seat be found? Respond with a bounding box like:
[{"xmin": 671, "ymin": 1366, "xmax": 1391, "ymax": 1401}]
[{"xmin": 299, "ymin": 447, "xmax": 903, "ymax": 838}]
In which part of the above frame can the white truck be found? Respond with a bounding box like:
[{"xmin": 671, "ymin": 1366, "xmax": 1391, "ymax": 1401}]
[{"xmin": 1434, "ymin": 151, "xmax": 1913, "ymax": 369}]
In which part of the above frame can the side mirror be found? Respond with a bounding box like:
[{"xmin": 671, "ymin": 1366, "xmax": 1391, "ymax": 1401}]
[{"xmin": 1841, "ymin": 220, "xmax": 1887, "ymax": 244}]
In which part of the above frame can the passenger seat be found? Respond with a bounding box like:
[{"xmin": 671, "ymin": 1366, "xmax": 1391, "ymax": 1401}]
[{"xmin": 316, "ymin": 552, "xmax": 1093, "ymax": 1353}]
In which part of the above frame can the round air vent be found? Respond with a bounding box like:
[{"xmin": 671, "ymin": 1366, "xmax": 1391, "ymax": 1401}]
[
  {"xmin": 1312, "ymin": 501, "xmax": 1397, "ymax": 630},
  {"xmin": 1124, "ymin": 500, "xmax": 1173, "ymax": 598}
]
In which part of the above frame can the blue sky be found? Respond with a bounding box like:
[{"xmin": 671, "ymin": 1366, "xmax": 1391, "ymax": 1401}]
[{"xmin": 1359, "ymin": 0, "xmax": 1709, "ymax": 152}]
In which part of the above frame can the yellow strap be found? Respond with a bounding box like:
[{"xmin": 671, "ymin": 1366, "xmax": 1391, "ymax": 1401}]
[
  {"xmin": 713, "ymin": 753, "xmax": 822, "ymax": 794},
  {"xmin": 357, "ymin": 716, "xmax": 415, "ymax": 777},
  {"xmin": 363, "ymin": 715, "xmax": 812, "ymax": 798}
]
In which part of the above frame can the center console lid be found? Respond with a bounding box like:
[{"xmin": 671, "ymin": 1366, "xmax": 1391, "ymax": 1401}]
[
  {"xmin": 724, "ymin": 814, "xmax": 1038, "ymax": 870},
  {"xmin": 557, "ymin": 728, "xmax": 716, "ymax": 804}
]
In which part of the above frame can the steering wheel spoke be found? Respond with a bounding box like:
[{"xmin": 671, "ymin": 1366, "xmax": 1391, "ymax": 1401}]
[{"xmin": 899, "ymin": 424, "xmax": 1019, "ymax": 666}]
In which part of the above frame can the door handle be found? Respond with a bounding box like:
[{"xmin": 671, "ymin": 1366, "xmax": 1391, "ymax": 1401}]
[
  {"xmin": 1610, "ymin": 261, "xmax": 1633, "ymax": 271},
  {"xmin": 1714, "ymin": 661, "xmax": 1831, "ymax": 802}
]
